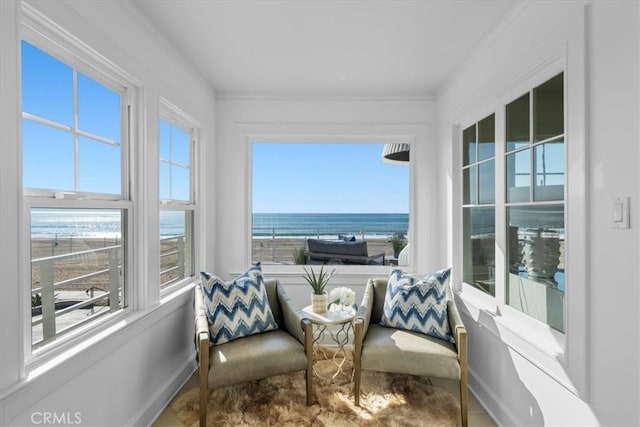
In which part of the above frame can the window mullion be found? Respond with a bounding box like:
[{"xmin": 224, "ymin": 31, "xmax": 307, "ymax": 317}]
[
  {"xmin": 73, "ymin": 69, "xmax": 79, "ymax": 193},
  {"xmin": 494, "ymin": 107, "xmax": 506, "ymax": 306},
  {"xmin": 529, "ymin": 89, "xmax": 534, "ymax": 203},
  {"xmin": 168, "ymin": 128, "xmax": 173, "ymax": 200}
]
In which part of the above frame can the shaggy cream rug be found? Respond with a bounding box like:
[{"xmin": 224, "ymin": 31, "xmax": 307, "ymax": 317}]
[{"xmin": 169, "ymin": 358, "xmax": 461, "ymax": 426}]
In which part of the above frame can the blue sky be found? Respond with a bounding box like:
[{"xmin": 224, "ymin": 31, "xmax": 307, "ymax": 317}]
[
  {"xmin": 22, "ymin": 41, "xmax": 409, "ymax": 213},
  {"xmin": 252, "ymin": 142, "xmax": 409, "ymax": 213},
  {"xmin": 22, "ymin": 40, "xmax": 191, "ymax": 201},
  {"xmin": 22, "ymin": 41, "xmax": 122, "ymax": 194}
]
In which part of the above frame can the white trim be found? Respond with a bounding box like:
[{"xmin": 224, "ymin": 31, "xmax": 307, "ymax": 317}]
[
  {"xmin": 215, "ymin": 93, "xmax": 434, "ymax": 102},
  {"xmin": 468, "ymin": 367, "xmax": 519, "ymax": 427},
  {"xmin": 451, "ymin": 7, "xmax": 588, "ymax": 398},
  {"xmin": 132, "ymin": 355, "xmax": 196, "ymax": 427},
  {"xmin": 158, "ymin": 98, "xmax": 201, "ymax": 295},
  {"xmin": 19, "ymin": 6, "xmax": 140, "ymax": 365},
  {"xmin": 21, "ymin": 2, "xmax": 138, "ymax": 93},
  {"xmin": 245, "ymin": 128, "xmax": 418, "ymax": 276}
]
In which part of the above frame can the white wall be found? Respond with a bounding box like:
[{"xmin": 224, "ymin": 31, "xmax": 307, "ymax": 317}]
[
  {"xmin": 214, "ymin": 97, "xmax": 435, "ymax": 305},
  {"xmin": 436, "ymin": 1, "xmax": 640, "ymax": 426},
  {"xmin": 0, "ymin": 1, "xmax": 215, "ymax": 425}
]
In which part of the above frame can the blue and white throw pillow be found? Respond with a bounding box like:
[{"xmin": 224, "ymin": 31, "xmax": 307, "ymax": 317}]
[
  {"xmin": 380, "ymin": 267, "xmax": 455, "ymax": 343},
  {"xmin": 200, "ymin": 262, "xmax": 278, "ymax": 345}
]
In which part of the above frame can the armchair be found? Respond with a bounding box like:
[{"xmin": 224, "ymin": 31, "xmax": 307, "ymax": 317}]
[
  {"xmin": 353, "ymin": 277, "xmax": 468, "ymax": 427},
  {"xmin": 194, "ymin": 279, "xmax": 314, "ymax": 427}
]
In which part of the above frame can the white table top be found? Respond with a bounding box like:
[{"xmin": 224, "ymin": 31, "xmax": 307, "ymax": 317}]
[{"xmin": 302, "ymin": 305, "xmax": 356, "ymax": 325}]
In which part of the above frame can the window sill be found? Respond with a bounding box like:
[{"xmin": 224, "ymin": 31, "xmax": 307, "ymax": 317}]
[
  {"xmin": 247, "ymin": 264, "xmax": 401, "ymax": 287},
  {"xmin": 160, "ymin": 277, "xmax": 198, "ymax": 302},
  {"xmin": 456, "ymin": 285, "xmax": 581, "ymax": 397}
]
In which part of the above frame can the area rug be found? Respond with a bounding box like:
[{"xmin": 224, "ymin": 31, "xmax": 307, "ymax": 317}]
[{"xmin": 169, "ymin": 357, "xmax": 461, "ymax": 426}]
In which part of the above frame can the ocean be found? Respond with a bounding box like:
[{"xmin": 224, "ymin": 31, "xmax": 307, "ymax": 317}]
[
  {"xmin": 253, "ymin": 213, "xmax": 409, "ymax": 238},
  {"xmin": 30, "ymin": 209, "xmax": 409, "ymax": 239},
  {"xmin": 31, "ymin": 209, "xmax": 187, "ymax": 238}
]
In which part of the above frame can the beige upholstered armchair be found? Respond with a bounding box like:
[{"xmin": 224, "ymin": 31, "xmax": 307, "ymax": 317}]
[
  {"xmin": 194, "ymin": 279, "xmax": 313, "ymax": 427},
  {"xmin": 353, "ymin": 277, "xmax": 468, "ymax": 427}
]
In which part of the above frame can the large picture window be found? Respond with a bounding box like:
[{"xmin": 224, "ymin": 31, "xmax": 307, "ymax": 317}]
[
  {"xmin": 252, "ymin": 142, "xmax": 409, "ymax": 267},
  {"xmin": 22, "ymin": 40, "xmax": 130, "ymax": 349}
]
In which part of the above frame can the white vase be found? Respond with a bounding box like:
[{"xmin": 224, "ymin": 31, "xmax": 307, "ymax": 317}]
[
  {"xmin": 522, "ymin": 234, "xmax": 560, "ymax": 285},
  {"xmin": 311, "ymin": 293, "xmax": 328, "ymax": 313}
]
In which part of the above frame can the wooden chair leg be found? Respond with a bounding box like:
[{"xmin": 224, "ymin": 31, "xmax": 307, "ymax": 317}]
[
  {"xmin": 458, "ymin": 329, "xmax": 468, "ymax": 427},
  {"xmin": 353, "ymin": 320, "xmax": 363, "ymax": 406},
  {"xmin": 199, "ymin": 334, "xmax": 209, "ymax": 427},
  {"xmin": 302, "ymin": 319, "xmax": 314, "ymax": 406}
]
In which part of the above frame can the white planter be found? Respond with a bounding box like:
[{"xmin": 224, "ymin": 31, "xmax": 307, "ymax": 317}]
[
  {"xmin": 522, "ymin": 235, "xmax": 560, "ymax": 285},
  {"xmin": 311, "ymin": 293, "xmax": 328, "ymax": 313}
]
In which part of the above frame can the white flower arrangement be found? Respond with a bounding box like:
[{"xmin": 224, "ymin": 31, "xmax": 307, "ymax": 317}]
[{"xmin": 328, "ymin": 286, "xmax": 357, "ymax": 311}]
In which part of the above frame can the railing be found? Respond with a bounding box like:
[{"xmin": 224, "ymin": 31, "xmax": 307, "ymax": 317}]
[
  {"xmin": 160, "ymin": 235, "xmax": 186, "ymax": 287},
  {"xmin": 31, "ymin": 245, "xmax": 121, "ymax": 346},
  {"xmin": 252, "ymin": 226, "xmax": 408, "ymax": 264}
]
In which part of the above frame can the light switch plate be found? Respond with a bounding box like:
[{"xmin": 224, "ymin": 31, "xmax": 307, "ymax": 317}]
[{"xmin": 612, "ymin": 197, "xmax": 630, "ymax": 229}]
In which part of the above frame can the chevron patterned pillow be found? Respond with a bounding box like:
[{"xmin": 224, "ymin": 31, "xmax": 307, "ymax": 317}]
[
  {"xmin": 200, "ymin": 262, "xmax": 278, "ymax": 346},
  {"xmin": 380, "ymin": 267, "xmax": 455, "ymax": 343}
]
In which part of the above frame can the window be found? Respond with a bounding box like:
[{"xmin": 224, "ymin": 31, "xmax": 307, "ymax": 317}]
[
  {"xmin": 505, "ymin": 73, "xmax": 564, "ymax": 332},
  {"xmin": 159, "ymin": 108, "xmax": 196, "ymax": 288},
  {"xmin": 460, "ymin": 73, "xmax": 565, "ymax": 332},
  {"xmin": 22, "ymin": 40, "xmax": 130, "ymax": 349},
  {"xmin": 462, "ymin": 114, "xmax": 496, "ymax": 296},
  {"xmin": 251, "ymin": 142, "xmax": 409, "ymax": 267}
]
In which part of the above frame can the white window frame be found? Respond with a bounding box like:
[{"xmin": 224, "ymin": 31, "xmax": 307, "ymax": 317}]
[
  {"xmin": 20, "ymin": 4, "xmax": 139, "ymax": 365},
  {"xmin": 451, "ymin": 12, "xmax": 587, "ymax": 398},
  {"xmin": 246, "ymin": 130, "xmax": 418, "ymax": 283},
  {"xmin": 461, "ymin": 113, "xmax": 497, "ymax": 295},
  {"xmin": 158, "ymin": 98, "xmax": 199, "ymax": 294}
]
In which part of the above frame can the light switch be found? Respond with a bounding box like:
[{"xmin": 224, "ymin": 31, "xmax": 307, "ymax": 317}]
[{"xmin": 612, "ymin": 197, "xmax": 630, "ymax": 229}]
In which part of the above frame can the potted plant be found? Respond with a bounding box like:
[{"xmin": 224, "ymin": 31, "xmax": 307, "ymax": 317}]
[
  {"xmin": 389, "ymin": 233, "xmax": 407, "ymax": 258},
  {"xmin": 302, "ymin": 266, "xmax": 335, "ymax": 313}
]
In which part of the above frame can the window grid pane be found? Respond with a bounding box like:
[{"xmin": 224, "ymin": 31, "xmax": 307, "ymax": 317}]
[
  {"xmin": 463, "ymin": 207, "xmax": 495, "ymax": 296},
  {"xmin": 30, "ymin": 208, "xmax": 127, "ymax": 348},
  {"xmin": 507, "ymin": 205, "xmax": 564, "ymax": 332},
  {"xmin": 159, "ymin": 119, "xmax": 192, "ymax": 202},
  {"xmin": 160, "ymin": 209, "xmax": 195, "ymax": 288},
  {"xmin": 462, "ymin": 124, "xmax": 476, "ymax": 166},
  {"xmin": 534, "ymin": 139, "xmax": 564, "ymax": 202},
  {"xmin": 504, "ymin": 73, "xmax": 565, "ymax": 332},
  {"xmin": 21, "ymin": 41, "xmax": 123, "ymax": 196},
  {"xmin": 506, "ymin": 93, "xmax": 530, "ymax": 152},
  {"xmin": 462, "ymin": 114, "xmax": 496, "ymax": 297},
  {"xmin": 159, "ymin": 114, "xmax": 196, "ymax": 288}
]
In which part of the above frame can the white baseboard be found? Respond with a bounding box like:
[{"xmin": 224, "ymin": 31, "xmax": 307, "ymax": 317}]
[
  {"xmin": 131, "ymin": 353, "xmax": 197, "ymax": 427},
  {"xmin": 468, "ymin": 366, "xmax": 519, "ymax": 427}
]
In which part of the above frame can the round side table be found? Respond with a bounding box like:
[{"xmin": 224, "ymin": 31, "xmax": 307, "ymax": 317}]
[{"xmin": 302, "ymin": 305, "xmax": 355, "ymax": 383}]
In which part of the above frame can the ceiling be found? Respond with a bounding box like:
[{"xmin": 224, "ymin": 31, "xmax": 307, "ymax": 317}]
[{"xmin": 131, "ymin": 0, "xmax": 519, "ymax": 98}]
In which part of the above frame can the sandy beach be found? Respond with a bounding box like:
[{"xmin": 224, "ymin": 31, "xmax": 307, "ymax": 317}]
[{"xmin": 30, "ymin": 236, "xmax": 181, "ymax": 291}]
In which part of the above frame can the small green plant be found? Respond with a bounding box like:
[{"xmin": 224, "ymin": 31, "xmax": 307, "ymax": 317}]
[
  {"xmin": 390, "ymin": 233, "xmax": 407, "ymax": 256},
  {"xmin": 292, "ymin": 247, "xmax": 308, "ymax": 265},
  {"xmin": 302, "ymin": 266, "xmax": 336, "ymax": 295},
  {"xmin": 31, "ymin": 293, "xmax": 42, "ymax": 307}
]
